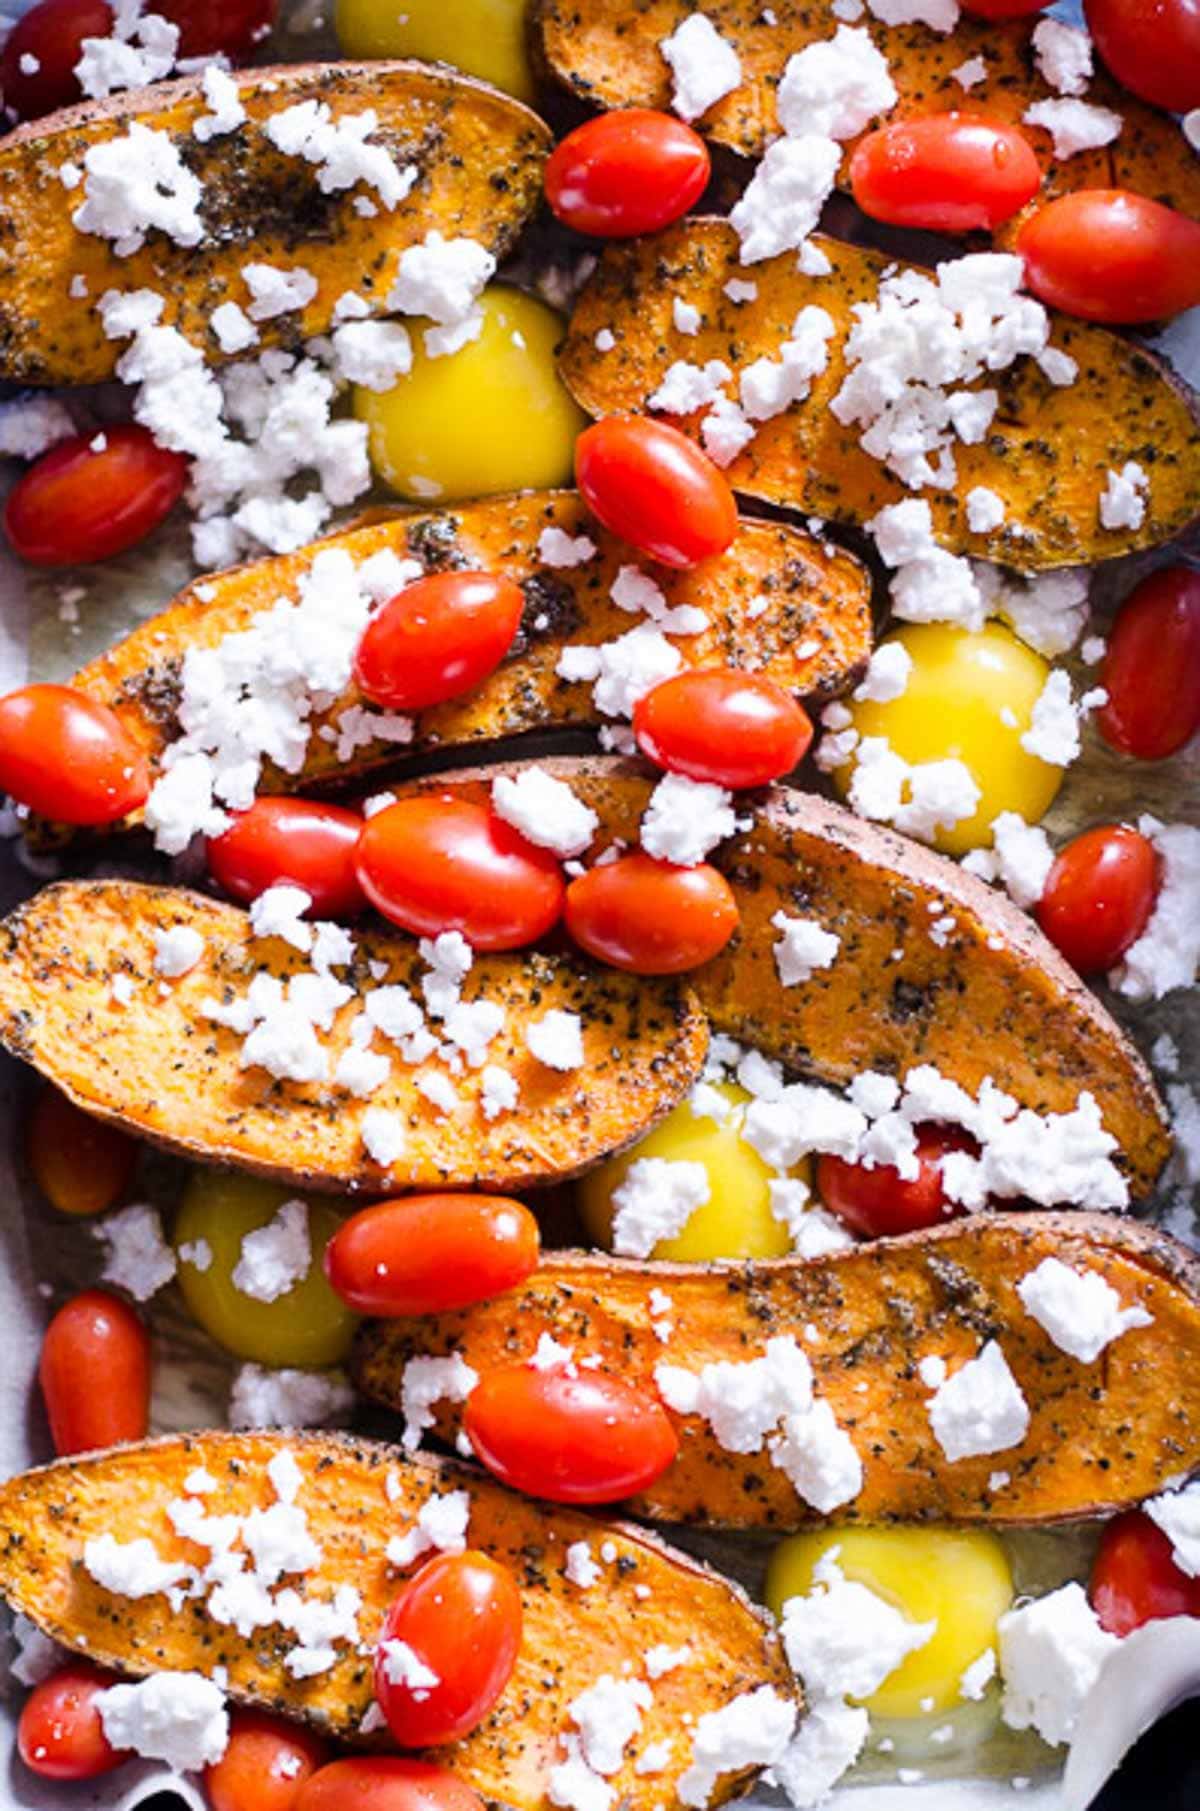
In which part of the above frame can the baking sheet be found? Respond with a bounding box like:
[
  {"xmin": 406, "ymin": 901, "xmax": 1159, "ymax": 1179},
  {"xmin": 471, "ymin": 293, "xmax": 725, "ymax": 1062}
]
[{"xmin": 0, "ymin": 1, "xmax": 1196, "ymax": 1806}]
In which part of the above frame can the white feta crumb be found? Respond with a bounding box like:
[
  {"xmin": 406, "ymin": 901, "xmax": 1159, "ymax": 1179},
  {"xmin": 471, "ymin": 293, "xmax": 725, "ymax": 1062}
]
[
  {"xmin": 74, "ymin": 122, "xmax": 204, "ymax": 256},
  {"xmin": 966, "ymin": 486, "xmax": 1006, "ymax": 534},
  {"xmin": 853, "ymin": 640, "xmax": 912, "ymax": 704},
  {"xmin": 771, "ymin": 912, "xmax": 840, "ymax": 986},
  {"xmin": 388, "ymin": 230, "xmax": 495, "ymax": 326},
  {"xmin": 772, "ymin": 1698, "xmax": 869, "ymax": 1809},
  {"xmin": 93, "ymin": 1203, "xmax": 177, "ymax": 1302},
  {"xmin": 565, "ymin": 1541, "xmax": 603, "ymax": 1588},
  {"xmin": 1144, "ymin": 1480, "xmax": 1200, "ymax": 1578},
  {"xmin": 998, "ymin": 1583, "xmax": 1118, "ymax": 1747},
  {"xmin": 361, "ymin": 1107, "xmax": 407, "ymax": 1168},
  {"xmin": 780, "ymin": 1552, "xmax": 935, "ymax": 1701},
  {"xmin": 492, "ymin": 767, "xmax": 599, "ymax": 858},
  {"xmin": 538, "ymin": 526, "xmax": 598, "ymax": 568},
  {"xmin": 677, "ymin": 1687, "xmax": 797, "ymax": 1807},
  {"xmin": 927, "ymin": 1341, "xmax": 1030, "ymax": 1462},
  {"xmin": 951, "ymin": 55, "xmax": 987, "ymax": 89},
  {"xmin": 400, "ymin": 1352, "xmax": 478, "ymax": 1451},
  {"xmin": 1032, "ymin": 18, "xmax": 1093, "ymax": 94},
  {"xmin": 152, "ymin": 924, "xmax": 205, "ymax": 979},
  {"xmin": 228, "ymin": 1364, "xmax": 354, "ymax": 1430},
  {"xmin": 178, "ymin": 1239, "xmax": 213, "ymax": 1273},
  {"xmin": 526, "ymin": 1010, "xmax": 585, "ymax": 1072},
  {"xmin": 659, "ymin": 13, "xmax": 743, "ymax": 121},
  {"xmin": 1023, "ymin": 98, "xmax": 1122, "ymax": 159},
  {"xmin": 1017, "ymin": 1256, "xmax": 1151, "ymax": 1363},
  {"xmin": 673, "ymin": 297, "xmax": 703, "ymax": 334},
  {"xmin": 232, "ymin": 1199, "xmax": 312, "ymax": 1303},
  {"xmin": 84, "ymin": 1534, "xmax": 192, "ymax": 1602},
  {"xmin": 96, "ymin": 1673, "xmax": 229, "ymax": 1773},
  {"xmin": 331, "ymin": 320, "xmax": 413, "ymax": 391},
  {"xmin": 379, "ymin": 1638, "xmax": 441, "ymax": 1696},
  {"xmin": 242, "ymin": 263, "xmax": 319, "ymax": 323},
  {"xmin": 210, "ymin": 301, "xmax": 259, "ymax": 355},
  {"xmin": 960, "ymin": 811, "xmax": 1054, "ymax": 910},
  {"xmin": 1020, "ymin": 668, "xmax": 1085, "ymax": 767},
  {"xmin": 1098, "ymin": 461, "xmax": 1149, "ymax": 531},
  {"xmin": 959, "ymin": 1648, "xmax": 997, "ymax": 1700},
  {"xmin": 729, "ymin": 134, "xmax": 841, "ymax": 264},
  {"xmin": 776, "ymin": 27, "xmax": 898, "ymax": 141},
  {"xmin": 1111, "ymin": 819, "xmax": 1200, "ymax": 1001},
  {"xmin": 611, "ymin": 1157, "xmax": 711, "ymax": 1257},
  {"xmin": 641, "ymin": 772, "xmax": 738, "ymax": 866},
  {"xmin": 865, "ymin": 0, "xmax": 959, "ymax": 28}
]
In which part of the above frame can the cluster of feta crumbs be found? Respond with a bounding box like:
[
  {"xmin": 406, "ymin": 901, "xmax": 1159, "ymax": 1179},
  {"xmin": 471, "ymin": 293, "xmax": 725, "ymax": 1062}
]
[
  {"xmin": 1099, "ymin": 461, "xmax": 1150, "ymax": 531},
  {"xmin": 553, "ymin": 557, "xmax": 709, "ymax": 735},
  {"xmin": 1144, "ymin": 1478, "xmax": 1200, "ymax": 1577},
  {"xmin": 960, "ymin": 811, "xmax": 1055, "ymax": 911},
  {"xmin": 491, "ymin": 767, "xmax": 599, "ymax": 859},
  {"xmin": 998, "ymin": 1583, "xmax": 1119, "ymax": 1748},
  {"xmin": 1016, "ymin": 1256, "xmax": 1152, "ymax": 1363},
  {"xmin": 97, "ymin": 1672, "xmax": 230, "ymax": 1773},
  {"xmin": 386, "ymin": 1486, "xmax": 471, "ymax": 1569},
  {"xmin": 93, "ymin": 1202, "xmax": 177, "ymax": 1302},
  {"xmin": 1109, "ymin": 819, "xmax": 1200, "ymax": 1001},
  {"xmin": 228, "ymin": 1364, "xmax": 355, "ymax": 1431},
  {"xmin": 231, "ymin": 1199, "xmax": 313, "ymax": 1304},
  {"xmin": 658, "ymin": 13, "xmax": 743, "ymax": 122},
  {"xmin": 923, "ymin": 1343, "xmax": 1030, "ymax": 1462},
  {"xmin": 657, "ymin": 1335, "xmax": 863, "ymax": 1514}
]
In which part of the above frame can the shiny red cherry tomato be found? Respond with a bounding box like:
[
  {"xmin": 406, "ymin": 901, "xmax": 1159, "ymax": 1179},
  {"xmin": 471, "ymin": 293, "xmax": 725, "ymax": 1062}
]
[
  {"xmin": 355, "ymin": 796, "xmax": 564, "ymax": 950},
  {"xmin": 374, "ymin": 1551, "xmax": 522, "ymax": 1747},
  {"xmin": 545, "ymin": 110, "xmax": 711, "ymax": 238},
  {"xmin": 325, "ymin": 1194, "xmax": 540, "ymax": 1316},
  {"xmin": 633, "ymin": 668, "xmax": 812, "ymax": 788},
  {"xmin": 575, "ymin": 416, "xmax": 737, "ymax": 570},
  {"xmin": 565, "ymin": 853, "xmax": 738, "ymax": 975},
  {"xmin": 849, "ymin": 115, "xmax": 1041, "ymax": 234},
  {"xmin": 0, "ymin": 685, "xmax": 149, "ymax": 825},
  {"xmin": 206, "ymin": 798, "xmax": 366, "ymax": 918},
  {"xmin": 1097, "ymin": 566, "xmax": 1200, "ymax": 761},
  {"xmin": 465, "ymin": 1364, "xmax": 679, "ymax": 1503},
  {"xmin": 27, "ymin": 1085, "xmax": 139, "ymax": 1218},
  {"xmin": 154, "ymin": 0, "xmax": 277, "ymax": 57},
  {"xmin": 205, "ymin": 1712, "xmax": 328, "ymax": 1811},
  {"xmin": 0, "ymin": 0, "xmax": 112, "ymax": 121},
  {"xmin": 297, "ymin": 1760, "xmax": 485, "ymax": 1811},
  {"xmin": 817, "ymin": 1126, "xmax": 975, "ymax": 1239},
  {"xmin": 354, "ymin": 572, "xmax": 524, "ymax": 712},
  {"xmin": 1083, "ymin": 0, "xmax": 1200, "ymax": 112},
  {"xmin": 1091, "ymin": 1510, "xmax": 1200, "ymax": 1637},
  {"xmin": 39, "ymin": 1289, "xmax": 151, "ymax": 1455},
  {"xmin": 1036, "ymin": 825, "xmax": 1159, "ymax": 976},
  {"xmin": 17, "ymin": 1663, "xmax": 126, "ymax": 1781},
  {"xmin": 1017, "ymin": 192, "xmax": 1200, "ymax": 324},
  {"xmin": 5, "ymin": 427, "xmax": 189, "ymax": 567}
]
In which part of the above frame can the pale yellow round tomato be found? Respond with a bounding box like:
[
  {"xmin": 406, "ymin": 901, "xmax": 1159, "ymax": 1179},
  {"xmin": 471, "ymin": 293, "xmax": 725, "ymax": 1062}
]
[
  {"xmin": 835, "ymin": 621, "xmax": 1064, "ymax": 855},
  {"xmin": 335, "ymin": 0, "xmax": 535, "ymax": 102},
  {"xmin": 579, "ymin": 1083, "xmax": 809, "ymax": 1261},
  {"xmin": 174, "ymin": 1171, "xmax": 357, "ymax": 1368},
  {"xmin": 354, "ymin": 287, "xmax": 585, "ymax": 505},
  {"xmin": 765, "ymin": 1526, "xmax": 1013, "ymax": 1719}
]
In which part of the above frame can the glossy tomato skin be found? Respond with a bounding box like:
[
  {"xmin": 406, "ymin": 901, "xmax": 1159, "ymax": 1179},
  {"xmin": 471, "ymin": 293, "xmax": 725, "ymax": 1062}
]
[
  {"xmin": 297, "ymin": 1759, "xmax": 485, "ymax": 1811},
  {"xmin": 375, "ymin": 1551, "xmax": 523, "ymax": 1747},
  {"xmin": 1018, "ymin": 192, "xmax": 1200, "ymax": 324},
  {"xmin": 1036, "ymin": 825, "xmax": 1159, "ymax": 975},
  {"xmin": 207, "ymin": 798, "xmax": 367, "ymax": 919},
  {"xmin": 634, "ymin": 669, "xmax": 812, "ymax": 787},
  {"xmin": 0, "ymin": 0, "xmax": 112, "ymax": 120},
  {"xmin": 818, "ymin": 1126, "xmax": 975, "ymax": 1239},
  {"xmin": 575, "ymin": 416, "xmax": 737, "ymax": 570},
  {"xmin": 355, "ymin": 796, "xmax": 564, "ymax": 950},
  {"xmin": 1083, "ymin": 0, "xmax": 1200, "ymax": 112},
  {"xmin": 849, "ymin": 115, "xmax": 1041, "ymax": 233},
  {"xmin": 326, "ymin": 1194, "xmax": 540, "ymax": 1316},
  {"xmin": 154, "ymin": 0, "xmax": 277, "ymax": 57},
  {"xmin": 465, "ymin": 1364, "xmax": 679, "ymax": 1503},
  {"xmin": 27, "ymin": 1085, "xmax": 139, "ymax": 1217},
  {"xmin": 39, "ymin": 1289, "xmax": 151, "ymax": 1455},
  {"xmin": 354, "ymin": 572, "xmax": 525, "ymax": 712},
  {"xmin": 1091, "ymin": 1510, "xmax": 1200, "ymax": 1636},
  {"xmin": 565, "ymin": 853, "xmax": 738, "ymax": 975},
  {"xmin": 5, "ymin": 427, "xmax": 189, "ymax": 567},
  {"xmin": 17, "ymin": 1664, "xmax": 125, "ymax": 1781},
  {"xmin": 204, "ymin": 1712, "xmax": 328, "ymax": 1811},
  {"xmin": 1097, "ymin": 566, "xmax": 1200, "ymax": 761},
  {"xmin": 545, "ymin": 110, "xmax": 710, "ymax": 237},
  {"xmin": 0, "ymin": 685, "xmax": 149, "ymax": 825}
]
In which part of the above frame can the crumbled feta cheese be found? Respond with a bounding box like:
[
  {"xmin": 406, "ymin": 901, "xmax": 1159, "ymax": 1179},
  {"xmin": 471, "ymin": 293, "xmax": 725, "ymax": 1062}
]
[
  {"xmin": 1020, "ymin": 668, "xmax": 1090, "ymax": 766},
  {"xmin": 641, "ymin": 772, "xmax": 739, "ymax": 865},
  {"xmin": 228, "ymin": 1364, "xmax": 354, "ymax": 1430},
  {"xmin": 243, "ymin": 263, "xmax": 320, "ymax": 323},
  {"xmin": 549, "ymin": 1738, "xmax": 614, "ymax": 1811},
  {"xmin": 153, "ymin": 924, "xmax": 205, "ymax": 978},
  {"xmin": 379, "ymin": 1639, "xmax": 441, "ymax": 1695},
  {"xmin": 194, "ymin": 65, "xmax": 247, "ymax": 141},
  {"xmin": 678, "ymin": 1687, "xmax": 797, "ymax": 1808},
  {"xmin": 565, "ymin": 1542, "xmax": 603, "ymax": 1589},
  {"xmin": 659, "ymin": 13, "xmax": 743, "ymax": 121},
  {"xmin": 1023, "ymin": 98, "xmax": 1122, "ymax": 159},
  {"xmin": 0, "ymin": 394, "xmax": 75, "ymax": 460},
  {"xmin": 265, "ymin": 100, "xmax": 417, "ymax": 208},
  {"xmin": 93, "ymin": 1203, "xmax": 177, "ymax": 1301},
  {"xmin": 96, "ymin": 1673, "xmax": 229, "ymax": 1772},
  {"xmin": 926, "ymin": 1341, "xmax": 1030, "ymax": 1462},
  {"xmin": 74, "ymin": 123, "xmax": 204, "ymax": 255},
  {"xmin": 538, "ymin": 526, "xmax": 598, "ymax": 568},
  {"xmin": 998, "ymin": 1583, "xmax": 1118, "ymax": 1747},
  {"xmin": 951, "ymin": 55, "xmax": 987, "ymax": 89},
  {"xmin": 865, "ymin": 0, "xmax": 959, "ymax": 29},
  {"xmin": 1111, "ymin": 819, "xmax": 1200, "ymax": 1000},
  {"xmin": 649, "ymin": 356, "xmax": 734, "ymax": 416},
  {"xmin": 84, "ymin": 1534, "xmax": 192, "ymax": 1601},
  {"xmin": 400, "ymin": 1353, "xmax": 479, "ymax": 1451},
  {"xmin": 387, "ymin": 1489, "xmax": 471, "ymax": 1569},
  {"xmin": 959, "ymin": 1648, "xmax": 997, "ymax": 1700},
  {"xmin": 966, "ymin": 486, "xmax": 1006, "ymax": 533},
  {"xmin": 1144, "ymin": 1481, "xmax": 1200, "ymax": 1578},
  {"xmin": 1184, "ymin": 110, "xmax": 1200, "ymax": 152},
  {"xmin": 776, "ymin": 27, "xmax": 898, "ymax": 141},
  {"xmin": 330, "ymin": 320, "xmax": 413, "ymax": 391},
  {"xmin": 567, "ymin": 1676, "xmax": 653, "ymax": 1775},
  {"xmin": 961, "ymin": 812, "xmax": 1054, "ymax": 910},
  {"xmin": 610, "ymin": 564, "xmax": 708, "ymax": 636},
  {"xmin": 1032, "ymin": 18, "xmax": 1093, "ymax": 94},
  {"xmin": 557, "ymin": 623, "xmax": 684, "ymax": 720},
  {"xmin": 847, "ymin": 737, "xmax": 981, "ymax": 845},
  {"xmin": 492, "ymin": 768, "xmax": 599, "ymax": 858},
  {"xmin": 724, "ymin": 278, "xmax": 759, "ymax": 304},
  {"xmin": 1017, "ymin": 1256, "xmax": 1151, "ymax": 1363},
  {"xmin": 611, "ymin": 1157, "xmax": 711, "ymax": 1257},
  {"xmin": 479, "ymin": 1064, "xmax": 520, "ymax": 1121},
  {"xmin": 853, "ymin": 640, "xmax": 912, "ymax": 703},
  {"xmin": 388, "ymin": 230, "xmax": 495, "ymax": 326},
  {"xmin": 972, "ymin": 563, "xmax": 1090, "ymax": 658},
  {"xmin": 211, "ymin": 301, "xmax": 259, "ymax": 355},
  {"xmin": 645, "ymin": 1644, "xmax": 692, "ymax": 1679},
  {"xmin": 780, "ymin": 1552, "xmax": 936, "ymax": 1701},
  {"xmin": 740, "ymin": 307, "xmax": 836, "ymax": 423},
  {"xmin": 178, "ymin": 1239, "xmax": 213, "ymax": 1272},
  {"xmin": 360, "ymin": 1107, "xmax": 407, "ymax": 1169},
  {"xmin": 526, "ymin": 1009, "xmax": 585, "ymax": 1072},
  {"xmin": 771, "ymin": 912, "xmax": 840, "ymax": 986},
  {"xmin": 730, "ymin": 134, "xmax": 842, "ymax": 264},
  {"xmin": 772, "ymin": 1699, "xmax": 870, "ymax": 1809},
  {"xmin": 673, "ymin": 297, "xmax": 702, "ymax": 334},
  {"xmin": 75, "ymin": 8, "xmax": 180, "ymax": 102},
  {"xmin": 1098, "ymin": 460, "xmax": 1149, "ymax": 531},
  {"xmin": 232, "ymin": 1199, "xmax": 312, "ymax": 1303}
]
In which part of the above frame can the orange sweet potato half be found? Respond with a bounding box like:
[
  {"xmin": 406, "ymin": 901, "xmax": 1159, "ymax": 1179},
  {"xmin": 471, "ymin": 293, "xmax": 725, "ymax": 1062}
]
[
  {"xmin": 386, "ymin": 756, "xmax": 1171, "ymax": 1198},
  {"xmin": 51, "ymin": 490, "xmax": 870, "ymax": 839},
  {"xmin": 536, "ymin": 0, "xmax": 1200, "ymax": 233},
  {"xmin": 0, "ymin": 62, "xmax": 549, "ymax": 386},
  {"xmin": 0, "ymin": 1431, "xmax": 794, "ymax": 1805},
  {"xmin": 560, "ymin": 222, "xmax": 1200, "ymax": 567},
  {"xmin": 0, "ymin": 880, "xmax": 708, "ymax": 1193},
  {"xmin": 354, "ymin": 1213, "xmax": 1200, "ymax": 1530}
]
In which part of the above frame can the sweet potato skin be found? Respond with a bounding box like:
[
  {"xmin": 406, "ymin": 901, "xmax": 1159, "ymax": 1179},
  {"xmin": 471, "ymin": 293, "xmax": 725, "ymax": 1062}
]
[
  {"xmin": 0, "ymin": 1431, "xmax": 794, "ymax": 1805},
  {"xmin": 536, "ymin": 0, "xmax": 1200, "ymax": 236},
  {"xmin": 560, "ymin": 221, "xmax": 1200, "ymax": 567},
  {"xmin": 354, "ymin": 1214, "xmax": 1200, "ymax": 1530},
  {"xmin": 0, "ymin": 880, "xmax": 708, "ymax": 1194},
  {"xmin": 52, "ymin": 491, "xmax": 870, "ymax": 841},
  {"xmin": 0, "ymin": 62, "xmax": 549, "ymax": 386},
  {"xmin": 385, "ymin": 756, "xmax": 1170, "ymax": 1197}
]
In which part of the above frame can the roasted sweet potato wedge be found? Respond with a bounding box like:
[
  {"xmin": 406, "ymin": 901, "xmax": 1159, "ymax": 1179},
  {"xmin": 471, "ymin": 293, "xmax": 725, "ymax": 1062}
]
[
  {"xmin": 0, "ymin": 1431, "xmax": 795, "ymax": 1804},
  {"xmin": 560, "ymin": 222, "xmax": 1200, "ymax": 567},
  {"xmin": 383, "ymin": 756, "xmax": 1171, "ymax": 1197},
  {"xmin": 536, "ymin": 0, "xmax": 1200, "ymax": 235},
  {"xmin": 0, "ymin": 62, "xmax": 549, "ymax": 386},
  {"xmin": 44, "ymin": 491, "xmax": 869, "ymax": 845},
  {"xmin": 354, "ymin": 1213, "xmax": 1200, "ymax": 1530},
  {"xmin": 0, "ymin": 881, "xmax": 707, "ymax": 1193}
]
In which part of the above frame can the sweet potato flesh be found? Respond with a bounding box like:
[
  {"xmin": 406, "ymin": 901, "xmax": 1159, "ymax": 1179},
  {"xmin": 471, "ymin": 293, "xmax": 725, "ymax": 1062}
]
[
  {"xmin": 0, "ymin": 62, "xmax": 549, "ymax": 386},
  {"xmin": 560, "ymin": 222, "xmax": 1200, "ymax": 567},
  {"xmin": 354, "ymin": 1214, "xmax": 1200, "ymax": 1530},
  {"xmin": 386, "ymin": 757, "xmax": 1170, "ymax": 1197},
  {"xmin": 0, "ymin": 881, "xmax": 708, "ymax": 1193},
  {"xmin": 0, "ymin": 1432, "xmax": 793, "ymax": 1806},
  {"xmin": 63, "ymin": 491, "xmax": 871, "ymax": 831},
  {"xmin": 537, "ymin": 0, "xmax": 1200, "ymax": 234}
]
